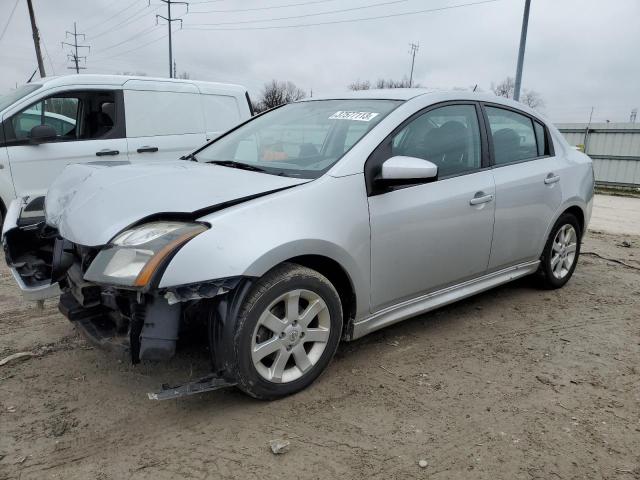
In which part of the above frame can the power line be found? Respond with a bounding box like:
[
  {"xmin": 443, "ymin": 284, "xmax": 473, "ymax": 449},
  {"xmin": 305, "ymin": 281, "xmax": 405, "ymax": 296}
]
[
  {"xmin": 94, "ymin": 25, "xmax": 159, "ymax": 54},
  {"xmin": 157, "ymin": 0, "xmax": 189, "ymax": 78},
  {"xmin": 26, "ymin": 0, "xmax": 46, "ymax": 77},
  {"xmin": 92, "ymin": 29, "xmax": 176, "ymax": 61},
  {"xmin": 188, "ymin": 0, "xmax": 411, "ymax": 26},
  {"xmin": 184, "ymin": 0, "xmax": 500, "ymax": 31},
  {"xmin": 408, "ymin": 42, "xmax": 419, "ymax": 87},
  {"xmin": 62, "ymin": 22, "xmax": 90, "ymax": 73},
  {"xmin": 0, "ymin": 0, "xmax": 20, "ymax": 44},
  {"xmin": 190, "ymin": 0, "xmax": 341, "ymax": 14},
  {"xmin": 89, "ymin": 3, "xmax": 160, "ymax": 40},
  {"xmin": 84, "ymin": 0, "xmax": 145, "ymax": 32}
]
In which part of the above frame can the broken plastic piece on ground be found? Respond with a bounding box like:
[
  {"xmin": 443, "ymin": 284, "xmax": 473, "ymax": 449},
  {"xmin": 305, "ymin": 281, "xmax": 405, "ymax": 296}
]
[{"xmin": 147, "ymin": 373, "xmax": 237, "ymax": 400}]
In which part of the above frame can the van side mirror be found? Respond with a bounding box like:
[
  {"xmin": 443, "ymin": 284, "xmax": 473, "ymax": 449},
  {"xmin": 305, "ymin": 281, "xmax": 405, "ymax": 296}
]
[
  {"xmin": 378, "ymin": 156, "xmax": 438, "ymax": 185},
  {"xmin": 29, "ymin": 124, "xmax": 57, "ymax": 144}
]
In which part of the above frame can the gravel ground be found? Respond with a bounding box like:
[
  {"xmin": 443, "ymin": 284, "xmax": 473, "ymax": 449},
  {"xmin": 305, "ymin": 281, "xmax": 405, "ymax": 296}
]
[{"xmin": 0, "ymin": 227, "xmax": 639, "ymax": 479}]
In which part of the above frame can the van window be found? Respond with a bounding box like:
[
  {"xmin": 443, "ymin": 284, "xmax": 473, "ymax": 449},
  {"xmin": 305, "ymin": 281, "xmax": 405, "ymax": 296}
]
[
  {"xmin": 3, "ymin": 91, "xmax": 118, "ymax": 144},
  {"xmin": 201, "ymin": 95, "xmax": 240, "ymax": 133},
  {"xmin": 124, "ymin": 90, "xmax": 204, "ymax": 137},
  {"xmin": 485, "ymin": 107, "xmax": 538, "ymax": 164}
]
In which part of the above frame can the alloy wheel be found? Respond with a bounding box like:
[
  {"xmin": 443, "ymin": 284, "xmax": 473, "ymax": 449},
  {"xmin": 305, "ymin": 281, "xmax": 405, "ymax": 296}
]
[
  {"xmin": 251, "ymin": 289, "xmax": 331, "ymax": 383},
  {"xmin": 551, "ymin": 224, "xmax": 578, "ymax": 279}
]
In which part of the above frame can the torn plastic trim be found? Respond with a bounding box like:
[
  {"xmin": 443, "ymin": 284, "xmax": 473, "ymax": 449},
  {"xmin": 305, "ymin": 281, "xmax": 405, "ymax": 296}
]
[{"xmin": 162, "ymin": 276, "xmax": 246, "ymax": 305}]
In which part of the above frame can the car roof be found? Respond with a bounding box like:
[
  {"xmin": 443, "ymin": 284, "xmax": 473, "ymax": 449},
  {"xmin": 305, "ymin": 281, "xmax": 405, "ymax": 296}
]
[
  {"xmin": 300, "ymin": 89, "xmax": 545, "ymax": 120},
  {"xmin": 28, "ymin": 74, "xmax": 247, "ymax": 94}
]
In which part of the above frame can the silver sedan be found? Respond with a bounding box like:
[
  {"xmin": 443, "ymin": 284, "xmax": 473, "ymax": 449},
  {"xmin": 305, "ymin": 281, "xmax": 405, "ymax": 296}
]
[{"xmin": 2, "ymin": 89, "xmax": 594, "ymax": 399}]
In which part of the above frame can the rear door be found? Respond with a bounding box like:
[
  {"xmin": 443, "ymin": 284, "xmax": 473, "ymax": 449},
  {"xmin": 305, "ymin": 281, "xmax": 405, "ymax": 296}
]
[
  {"xmin": 123, "ymin": 81, "xmax": 207, "ymax": 163},
  {"xmin": 483, "ymin": 104, "xmax": 562, "ymax": 271},
  {"xmin": 2, "ymin": 89, "xmax": 127, "ymax": 199}
]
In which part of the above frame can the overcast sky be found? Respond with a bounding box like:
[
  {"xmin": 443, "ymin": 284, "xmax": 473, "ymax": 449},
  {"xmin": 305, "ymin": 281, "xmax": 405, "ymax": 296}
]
[{"xmin": 1, "ymin": 0, "xmax": 638, "ymax": 123}]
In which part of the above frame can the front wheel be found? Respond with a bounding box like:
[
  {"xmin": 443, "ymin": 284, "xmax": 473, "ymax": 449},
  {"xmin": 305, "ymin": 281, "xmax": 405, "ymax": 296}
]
[
  {"xmin": 538, "ymin": 213, "xmax": 581, "ymax": 289},
  {"xmin": 230, "ymin": 263, "xmax": 343, "ymax": 400}
]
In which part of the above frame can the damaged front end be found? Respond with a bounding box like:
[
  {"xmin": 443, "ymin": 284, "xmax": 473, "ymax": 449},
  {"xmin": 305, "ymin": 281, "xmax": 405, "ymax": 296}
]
[{"xmin": 2, "ymin": 197, "xmax": 247, "ymax": 373}]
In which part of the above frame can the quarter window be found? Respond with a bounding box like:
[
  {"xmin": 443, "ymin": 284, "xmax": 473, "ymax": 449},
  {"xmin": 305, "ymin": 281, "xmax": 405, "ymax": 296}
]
[
  {"xmin": 485, "ymin": 106, "xmax": 538, "ymax": 164},
  {"xmin": 534, "ymin": 120, "xmax": 547, "ymax": 156},
  {"xmin": 391, "ymin": 104, "xmax": 482, "ymax": 177}
]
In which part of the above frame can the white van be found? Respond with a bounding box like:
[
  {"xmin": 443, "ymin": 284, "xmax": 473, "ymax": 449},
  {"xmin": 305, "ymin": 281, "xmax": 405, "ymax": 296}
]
[{"xmin": 0, "ymin": 74, "xmax": 253, "ymax": 224}]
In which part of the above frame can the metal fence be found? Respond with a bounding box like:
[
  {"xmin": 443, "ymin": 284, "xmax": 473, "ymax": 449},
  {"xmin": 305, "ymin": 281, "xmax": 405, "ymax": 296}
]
[{"xmin": 557, "ymin": 123, "xmax": 640, "ymax": 187}]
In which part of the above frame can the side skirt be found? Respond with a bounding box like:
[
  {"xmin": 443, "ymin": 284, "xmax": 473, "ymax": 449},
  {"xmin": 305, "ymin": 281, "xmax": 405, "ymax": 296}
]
[{"xmin": 352, "ymin": 260, "xmax": 540, "ymax": 340}]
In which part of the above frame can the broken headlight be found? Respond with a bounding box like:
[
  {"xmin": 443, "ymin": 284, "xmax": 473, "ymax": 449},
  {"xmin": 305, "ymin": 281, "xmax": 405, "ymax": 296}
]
[{"xmin": 84, "ymin": 221, "xmax": 208, "ymax": 287}]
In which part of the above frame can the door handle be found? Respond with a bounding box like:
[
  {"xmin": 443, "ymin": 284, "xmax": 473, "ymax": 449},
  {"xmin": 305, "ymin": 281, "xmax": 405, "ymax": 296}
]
[
  {"xmin": 544, "ymin": 174, "xmax": 560, "ymax": 185},
  {"xmin": 95, "ymin": 149, "xmax": 119, "ymax": 157},
  {"xmin": 137, "ymin": 146, "xmax": 159, "ymax": 153},
  {"xmin": 469, "ymin": 193, "xmax": 494, "ymax": 205}
]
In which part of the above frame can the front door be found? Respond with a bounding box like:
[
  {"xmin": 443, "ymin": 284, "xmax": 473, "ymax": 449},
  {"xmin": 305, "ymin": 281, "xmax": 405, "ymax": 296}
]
[
  {"xmin": 3, "ymin": 90, "xmax": 127, "ymax": 199},
  {"xmin": 368, "ymin": 104, "xmax": 495, "ymax": 311}
]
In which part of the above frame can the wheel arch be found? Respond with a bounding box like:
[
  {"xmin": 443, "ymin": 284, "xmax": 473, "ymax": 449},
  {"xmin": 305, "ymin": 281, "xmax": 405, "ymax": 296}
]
[
  {"xmin": 283, "ymin": 254, "xmax": 357, "ymax": 339},
  {"xmin": 563, "ymin": 205, "xmax": 585, "ymax": 237}
]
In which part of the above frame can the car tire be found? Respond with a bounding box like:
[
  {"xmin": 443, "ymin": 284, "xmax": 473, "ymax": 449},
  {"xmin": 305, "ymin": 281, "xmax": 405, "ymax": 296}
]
[
  {"xmin": 230, "ymin": 263, "xmax": 343, "ymax": 400},
  {"xmin": 538, "ymin": 213, "xmax": 581, "ymax": 289}
]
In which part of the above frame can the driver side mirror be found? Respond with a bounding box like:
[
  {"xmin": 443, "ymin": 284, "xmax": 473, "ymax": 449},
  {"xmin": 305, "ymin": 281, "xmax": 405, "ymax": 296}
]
[
  {"xmin": 378, "ymin": 156, "xmax": 438, "ymax": 185},
  {"xmin": 29, "ymin": 124, "xmax": 57, "ymax": 144}
]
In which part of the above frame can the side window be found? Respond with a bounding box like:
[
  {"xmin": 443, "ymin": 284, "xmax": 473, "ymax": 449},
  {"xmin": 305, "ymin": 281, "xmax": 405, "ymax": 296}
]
[
  {"xmin": 485, "ymin": 106, "xmax": 538, "ymax": 165},
  {"xmin": 9, "ymin": 97, "xmax": 79, "ymax": 142},
  {"xmin": 201, "ymin": 94, "xmax": 240, "ymax": 133},
  {"xmin": 4, "ymin": 91, "xmax": 118, "ymax": 144},
  {"xmin": 391, "ymin": 104, "xmax": 482, "ymax": 177},
  {"xmin": 124, "ymin": 90, "xmax": 204, "ymax": 137},
  {"xmin": 534, "ymin": 121, "xmax": 547, "ymax": 156}
]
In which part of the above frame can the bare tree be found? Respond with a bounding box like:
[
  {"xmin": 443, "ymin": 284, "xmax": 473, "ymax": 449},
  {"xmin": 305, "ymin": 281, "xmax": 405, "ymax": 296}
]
[
  {"xmin": 255, "ymin": 80, "xmax": 307, "ymax": 112},
  {"xmin": 348, "ymin": 79, "xmax": 371, "ymax": 91},
  {"xmin": 491, "ymin": 76, "xmax": 544, "ymax": 109},
  {"xmin": 177, "ymin": 71, "xmax": 190, "ymax": 79},
  {"xmin": 520, "ymin": 90, "xmax": 544, "ymax": 109},
  {"xmin": 116, "ymin": 71, "xmax": 148, "ymax": 77},
  {"xmin": 375, "ymin": 77, "xmax": 419, "ymax": 89},
  {"xmin": 348, "ymin": 77, "xmax": 421, "ymax": 90}
]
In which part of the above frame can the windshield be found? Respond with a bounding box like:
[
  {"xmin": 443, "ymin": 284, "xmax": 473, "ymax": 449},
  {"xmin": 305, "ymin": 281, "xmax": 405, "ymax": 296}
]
[
  {"xmin": 195, "ymin": 99, "xmax": 402, "ymax": 178},
  {"xmin": 0, "ymin": 84, "xmax": 41, "ymax": 112}
]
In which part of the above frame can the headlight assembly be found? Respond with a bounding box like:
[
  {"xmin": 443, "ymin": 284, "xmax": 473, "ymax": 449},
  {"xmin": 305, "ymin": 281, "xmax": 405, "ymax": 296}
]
[{"xmin": 84, "ymin": 221, "xmax": 208, "ymax": 288}]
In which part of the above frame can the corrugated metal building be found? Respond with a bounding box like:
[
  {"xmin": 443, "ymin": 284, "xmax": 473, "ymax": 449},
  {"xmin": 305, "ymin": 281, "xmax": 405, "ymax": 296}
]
[{"xmin": 556, "ymin": 123, "xmax": 640, "ymax": 187}]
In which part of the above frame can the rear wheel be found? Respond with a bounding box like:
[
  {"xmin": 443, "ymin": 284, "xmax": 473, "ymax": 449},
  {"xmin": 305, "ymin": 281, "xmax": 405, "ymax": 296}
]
[
  {"xmin": 538, "ymin": 213, "xmax": 581, "ymax": 289},
  {"xmin": 230, "ymin": 263, "xmax": 342, "ymax": 399}
]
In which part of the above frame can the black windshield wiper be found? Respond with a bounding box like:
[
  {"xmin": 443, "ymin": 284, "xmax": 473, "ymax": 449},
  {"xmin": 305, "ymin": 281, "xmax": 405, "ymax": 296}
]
[
  {"xmin": 180, "ymin": 153, "xmax": 197, "ymax": 161},
  {"xmin": 207, "ymin": 160, "xmax": 269, "ymax": 173}
]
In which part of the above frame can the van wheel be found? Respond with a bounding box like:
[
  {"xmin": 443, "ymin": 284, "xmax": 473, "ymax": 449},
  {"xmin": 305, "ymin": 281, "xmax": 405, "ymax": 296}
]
[
  {"xmin": 538, "ymin": 213, "xmax": 581, "ymax": 289},
  {"xmin": 230, "ymin": 263, "xmax": 342, "ymax": 400}
]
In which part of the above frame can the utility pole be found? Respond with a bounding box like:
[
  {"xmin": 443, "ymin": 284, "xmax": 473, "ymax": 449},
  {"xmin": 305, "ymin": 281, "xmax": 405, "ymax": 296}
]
[
  {"xmin": 26, "ymin": 0, "xmax": 46, "ymax": 78},
  {"xmin": 513, "ymin": 0, "xmax": 531, "ymax": 101},
  {"xmin": 408, "ymin": 42, "xmax": 419, "ymax": 87},
  {"xmin": 62, "ymin": 22, "xmax": 90, "ymax": 74},
  {"xmin": 157, "ymin": 0, "xmax": 188, "ymax": 78}
]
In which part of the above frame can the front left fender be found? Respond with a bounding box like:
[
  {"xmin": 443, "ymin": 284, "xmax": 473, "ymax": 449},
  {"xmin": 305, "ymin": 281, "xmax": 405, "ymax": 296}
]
[{"xmin": 158, "ymin": 174, "xmax": 372, "ymax": 318}]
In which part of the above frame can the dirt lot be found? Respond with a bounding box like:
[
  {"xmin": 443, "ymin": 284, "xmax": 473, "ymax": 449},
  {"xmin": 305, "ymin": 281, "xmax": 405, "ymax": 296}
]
[{"xmin": 1, "ymin": 208, "xmax": 639, "ymax": 479}]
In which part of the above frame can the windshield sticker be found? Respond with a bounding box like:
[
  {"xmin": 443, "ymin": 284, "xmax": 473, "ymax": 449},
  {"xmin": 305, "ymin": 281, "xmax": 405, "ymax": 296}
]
[{"xmin": 329, "ymin": 111, "xmax": 380, "ymax": 122}]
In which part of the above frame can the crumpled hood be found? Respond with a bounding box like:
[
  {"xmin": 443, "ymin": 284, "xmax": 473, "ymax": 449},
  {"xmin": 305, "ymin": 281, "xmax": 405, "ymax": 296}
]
[{"xmin": 45, "ymin": 161, "xmax": 309, "ymax": 246}]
